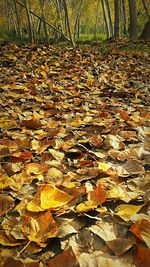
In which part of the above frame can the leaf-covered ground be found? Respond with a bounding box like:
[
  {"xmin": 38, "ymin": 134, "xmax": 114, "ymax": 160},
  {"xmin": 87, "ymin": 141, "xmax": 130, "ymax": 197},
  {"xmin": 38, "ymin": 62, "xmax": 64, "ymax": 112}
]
[{"xmin": 0, "ymin": 41, "xmax": 150, "ymax": 267}]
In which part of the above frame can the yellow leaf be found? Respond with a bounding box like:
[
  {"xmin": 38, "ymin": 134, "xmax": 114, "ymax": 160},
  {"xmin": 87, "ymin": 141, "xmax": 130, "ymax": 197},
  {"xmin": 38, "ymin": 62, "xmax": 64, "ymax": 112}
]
[
  {"xmin": 27, "ymin": 185, "xmax": 73, "ymax": 211},
  {"xmin": 115, "ymin": 204, "xmax": 143, "ymax": 221},
  {"xmin": 0, "ymin": 231, "xmax": 21, "ymax": 246},
  {"xmin": 76, "ymin": 201, "xmax": 97, "ymax": 213},
  {"xmin": 0, "ymin": 174, "xmax": 13, "ymax": 189},
  {"xmin": 49, "ymin": 149, "xmax": 64, "ymax": 161}
]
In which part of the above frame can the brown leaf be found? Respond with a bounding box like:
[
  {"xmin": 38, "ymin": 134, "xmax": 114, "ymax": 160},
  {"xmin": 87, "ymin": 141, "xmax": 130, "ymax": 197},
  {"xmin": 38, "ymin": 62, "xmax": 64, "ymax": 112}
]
[
  {"xmin": 135, "ymin": 246, "xmax": 150, "ymax": 267},
  {"xmin": 48, "ymin": 247, "xmax": 79, "ymax": 267},
  {"xmin": 21, "ymin": 119, "xmax": 42, "ymax": 129},
  {"xmin": 107, "ymin": 237, "xmax": 135, "ymax": 256},
  {"xmin": 0, "ymin": 195, "xmax": 14, "ymax": 216},
  {"xmin": 22, "ymin": 210, "xmax": 58, "ymax": 245}
]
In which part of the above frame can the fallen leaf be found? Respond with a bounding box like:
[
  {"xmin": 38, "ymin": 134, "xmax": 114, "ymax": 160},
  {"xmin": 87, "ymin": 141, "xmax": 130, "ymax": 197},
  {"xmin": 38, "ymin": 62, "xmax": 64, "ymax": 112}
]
[
  {"xmin": 115, "ymin": 204, "xmax": 143, "ymax": 221},
  {"xmin": 26, "ymin": 163, "xmax": 48, "ymax": 175},
  {"xmin": 48, "ymin": 247, "xmax": 79, "ymax": 267},
  {"xmin": 135, "ymin": 245, "xmax": 150, "ymax": 267},
  {"xmin": 27, "ymin": 184, "xmax": 73, "ymax": 211},
  {"xmin": 130, "ymin": 219, "xmax": 150, "ymax": 247},
  {"xmin": 22, "ymin": 210, "xmax": 58, "ymax": 245},
  {"xmin": 0, "ymin": 196, "xmax": 14, "ymax": 216},
  {"xmin": 107, "ymin": 237, "xmax": 135, "ymax": 256}
]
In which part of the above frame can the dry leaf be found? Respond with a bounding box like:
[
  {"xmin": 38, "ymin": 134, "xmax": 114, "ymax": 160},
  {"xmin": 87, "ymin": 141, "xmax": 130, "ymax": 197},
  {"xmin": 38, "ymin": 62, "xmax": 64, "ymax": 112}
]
[
  {"xmin": 107, "ymin": 238, "xmax": 135, "ymax": 256},
  {"xmin": 115, "ymin": 204, "xmax": 143, "ymax": 221},
  {"xmin": 0, "ymin": 196, "xmax": 14, "ymax": 216},
  {"xmin": 135, "ymin": 245, "xmax": 150, "ymax": 267},
  {"xmin": 130, "ymin": 219, "xmax": 150, "ymax": 247},
  {"xmin": 48, "ymin": 247, "xmax": 79, "ymax": 267},
  {"xmin": 27, "ymin": 184, "xmax": 73, "ymax": 211},
  {"xmin": 22, "ymin": 210, "xmax": 58, "ymax": 245}
]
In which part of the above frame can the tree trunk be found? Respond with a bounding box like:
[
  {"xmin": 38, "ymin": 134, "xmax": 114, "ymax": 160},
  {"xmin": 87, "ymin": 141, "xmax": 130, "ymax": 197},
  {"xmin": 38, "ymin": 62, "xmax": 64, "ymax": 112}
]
[
  {"xmin": 101, "ymin": 0, "xmax": 109, "ymax": 38},
  {"xmin": 128, "ymin": 0, "xmax": 138, "ymax": 40},
  {"xmin": 141, "ymin": 0, "xmax": 150, "ymax": 19},
  {"xmin": 14, "ymin": 0, "xmax": 22, "ymax": 42},
  {"xmin": 39, "ymin": 0, "xmax": 48, "ymax": 42},
  {"xmin": 105, "ymin": 0, "xmax": 113, "ymax": 37},
  {"xmin": 114, "ymin": 0, "xmax": 120, "ymax": 38},
  {"xmin": 62, "ymin": 0, "xmax": 75, "ymax": 47},
  {"xmin": 74, "ymin": 0, "xmax": 84, "ymax": 40},
  {"xmin": 121, "ymin": 0, "xmax": 127, "ymax": 34},
  {"xmin": 139, "ymin": 20, "xmax": 150, "ymax": 41},
  {"xmin": 94, "ymin": 0, "xmax": 100, "ymax": 39},
  {"xmin": 22, "ymin": 0, "xmax": 34, "ymax": 42}
]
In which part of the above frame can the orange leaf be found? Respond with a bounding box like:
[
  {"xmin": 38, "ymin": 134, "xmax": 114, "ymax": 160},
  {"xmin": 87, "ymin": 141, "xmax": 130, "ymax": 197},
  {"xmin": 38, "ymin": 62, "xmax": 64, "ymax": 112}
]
[
  {"xmin": 89, "ymin": 184, "xmax": 107, "ymax": 205},
  {"xmin": 11, "ymin": 151, "xmax": 32, "ymax": 160},
  {"xmin": 26, "ymin": 163, "xmax": 48, "ymax": 175},
  {"xmin": 130, "ymin": 219, "xmax": 150, "ymax": 247}
]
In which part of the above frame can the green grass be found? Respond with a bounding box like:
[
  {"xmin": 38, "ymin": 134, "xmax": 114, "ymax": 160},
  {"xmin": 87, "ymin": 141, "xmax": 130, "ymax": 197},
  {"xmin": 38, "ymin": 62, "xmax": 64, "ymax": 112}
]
[{"xmin": 76, "ymin": 33, "xmax": 107, "ymax": 43}]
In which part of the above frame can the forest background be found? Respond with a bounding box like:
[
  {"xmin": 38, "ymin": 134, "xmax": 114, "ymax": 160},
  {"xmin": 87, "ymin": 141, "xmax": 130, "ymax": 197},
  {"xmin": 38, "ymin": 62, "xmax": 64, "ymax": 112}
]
[{"xmin": 0, "ymin": 0, "xmax": 150, "ymax": 45}]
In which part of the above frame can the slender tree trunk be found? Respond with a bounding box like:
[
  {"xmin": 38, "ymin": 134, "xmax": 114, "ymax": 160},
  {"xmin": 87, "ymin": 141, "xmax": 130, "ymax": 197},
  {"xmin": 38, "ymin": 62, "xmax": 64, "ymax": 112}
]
[
  {"xmin": 54, "ymin": 0, "xmax": 63, "ymax": 33},
  {"xmin": 128, "ymin": 0, "xmax": 138, "ymax": 40},
  {"xmin": 39, "ymin": 0, "xmax": 48, "ymax": 42},
  {"xmin": 74, "ymin": 0, "xmax": 84, "ymax": 40},
  {"xmin": 5, "ymin": 1, "xmax": 11, "ymax": 31},
  {"xmin": 141, "ymin": 0, "xmax": 150, "ymax": 19},
  {"xmin": 114, "ymin": 0, "xmax": 120, "ymax": 38},
  {"xmin": 62, "ymin": 0, "xmax": 75, "ymax": 47},
  {"xmin": 121, "ymin": 0, "xmax": 127, "ymax": 34},
  {"xmin": 22, "ymin": 0, "xmax": 34, "ymax": 42},
  {"xmin": 101, "ymin": 0, "xmax": 109, "ymax": 38},
  {"xmin": 10, "ymin": 6, "xmax": 18, "ymax": 36},
  {"xmin": 105, "ymin": 0, "xmax": 113, "ymax": 36},
  {"xmin": 94, "ymin": 0, "xmax": 100, "ymax": 39},
  {"xmin": 14, "ymin": 0, "xmax": 22, "ymax": 41}
]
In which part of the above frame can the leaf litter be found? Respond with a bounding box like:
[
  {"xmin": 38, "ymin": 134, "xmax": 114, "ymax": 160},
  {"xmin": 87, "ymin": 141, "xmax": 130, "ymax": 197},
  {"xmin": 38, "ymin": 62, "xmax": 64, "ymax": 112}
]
[{"xmin": 0, "ymin": 42, "xmax": 150, "ymax": 267}]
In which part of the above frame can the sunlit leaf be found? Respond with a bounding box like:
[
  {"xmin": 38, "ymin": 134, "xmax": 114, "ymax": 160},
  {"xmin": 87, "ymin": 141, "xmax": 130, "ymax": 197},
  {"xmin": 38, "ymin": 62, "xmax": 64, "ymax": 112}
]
[
  {"xmin": 115, "ymin": 204, "xmax": 143, "ymax": 221},
  {"xmin": 26, "ymin": 163, "xmax": 48, "ymax": 175},
  {"xmin": 76, "ymin": 200, "xmax": 97, "ymax": 213},
  {"xmin": 49, "ymin": 149, "xmax": 64, "ymax": 161},
  {"xmin": 0, "ymin": 174, "xmax": 13, "ymax": 189},
  {"xmin": 27, "ymin": 185, "xmax": 73, "ymax": 211}
]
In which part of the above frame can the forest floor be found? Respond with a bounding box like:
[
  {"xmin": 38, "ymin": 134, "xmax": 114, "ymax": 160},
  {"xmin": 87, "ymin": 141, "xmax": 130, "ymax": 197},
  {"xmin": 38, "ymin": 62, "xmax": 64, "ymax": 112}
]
[{"xmin": 0, "ymin": 41, "xmax": 150, "ymax": 267}]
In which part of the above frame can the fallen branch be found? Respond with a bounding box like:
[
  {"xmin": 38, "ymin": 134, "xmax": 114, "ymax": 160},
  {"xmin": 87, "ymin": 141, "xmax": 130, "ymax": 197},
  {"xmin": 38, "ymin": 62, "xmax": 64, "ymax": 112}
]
[{"xmin": 16, "ymin": 1, "xmax": 72, "ymax": 44}]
